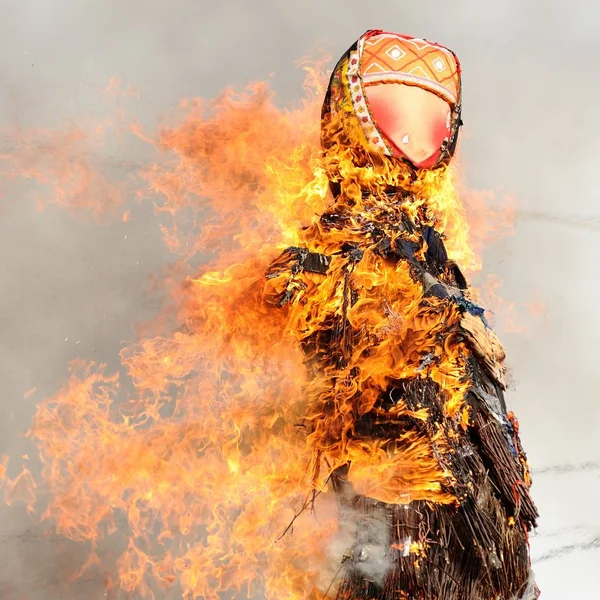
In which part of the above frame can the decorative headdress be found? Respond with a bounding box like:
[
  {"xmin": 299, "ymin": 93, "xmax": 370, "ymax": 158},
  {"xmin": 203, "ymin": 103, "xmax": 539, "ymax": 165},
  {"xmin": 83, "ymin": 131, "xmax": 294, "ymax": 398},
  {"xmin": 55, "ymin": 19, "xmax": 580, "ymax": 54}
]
[{"xmin": 322, "ymin": 30, "xmax": 463, "ymax": 169}]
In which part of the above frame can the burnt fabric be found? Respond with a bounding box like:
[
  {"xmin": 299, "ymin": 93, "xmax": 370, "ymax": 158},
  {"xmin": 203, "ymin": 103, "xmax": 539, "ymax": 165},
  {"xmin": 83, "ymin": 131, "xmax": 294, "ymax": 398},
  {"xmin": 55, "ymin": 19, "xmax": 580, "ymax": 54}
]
[{"xmin": 264, "ymin": 30, "xmax": 538, "ymax": 600}]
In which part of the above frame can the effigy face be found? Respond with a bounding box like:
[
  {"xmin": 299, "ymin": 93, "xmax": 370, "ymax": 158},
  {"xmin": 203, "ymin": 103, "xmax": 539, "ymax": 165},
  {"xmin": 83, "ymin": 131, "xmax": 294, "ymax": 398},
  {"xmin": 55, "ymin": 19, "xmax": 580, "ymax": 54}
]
[{"xmin": 365, "ymin": 83, "xmax": 452, "ymax": 168}]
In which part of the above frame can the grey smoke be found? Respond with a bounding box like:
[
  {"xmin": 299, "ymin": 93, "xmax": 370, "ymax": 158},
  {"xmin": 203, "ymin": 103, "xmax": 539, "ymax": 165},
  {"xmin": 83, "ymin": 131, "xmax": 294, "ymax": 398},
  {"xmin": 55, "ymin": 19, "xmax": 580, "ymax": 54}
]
[
  {"xmin": 510, "ymin": 571, "xmax": 539, "ymax": 600},
  {"xmin": 328, "ymin": 505, "xmax": 393, "ymax": 588},
  {"xmin": 1, "ymin": 0, "xmax": 599, "ymax": 598},
  {"xmin": 533, "ymin": 460, "xmax": 600, "ymax": 476},
  {"xmin": 533, "ymin": 534, "xmax": 600, "ymax": 563}
]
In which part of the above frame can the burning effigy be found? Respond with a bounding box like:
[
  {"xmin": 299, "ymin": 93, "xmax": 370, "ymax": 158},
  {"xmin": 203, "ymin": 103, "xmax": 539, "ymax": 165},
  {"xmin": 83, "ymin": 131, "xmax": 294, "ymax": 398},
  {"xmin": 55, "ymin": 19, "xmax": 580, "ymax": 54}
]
[
  {"xmin": 2, "ymin": 28, "xmax": 538, "ymax": 600},
  {"xmin": 264, "ymin": 30, "xmax": 539, "ymax": 599}
]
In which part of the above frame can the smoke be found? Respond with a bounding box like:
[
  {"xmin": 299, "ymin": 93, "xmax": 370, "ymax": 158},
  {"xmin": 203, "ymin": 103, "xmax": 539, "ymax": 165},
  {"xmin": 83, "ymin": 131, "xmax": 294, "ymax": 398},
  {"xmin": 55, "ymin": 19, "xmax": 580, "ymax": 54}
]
[
  {"xmin": 533, "ymin": 460, "xmax": 600, "ymax": 476},
  {"xmin": 510, "ymin": 571, "xmax": 539, "ymax": 600},
  {"xmin": 518, "ymin": 210, "xmax": 600, "ymax": 233},
  {"xmin": 533, "ymin": 534, "xmax": 600, "ymax": 563},
  {"xmin": 1, "ymin": 0, "xmax": 599, "ymax": 598},
  {"xmin": 327, "ymin": 505, "xmax": 393, "ymax": 589}
]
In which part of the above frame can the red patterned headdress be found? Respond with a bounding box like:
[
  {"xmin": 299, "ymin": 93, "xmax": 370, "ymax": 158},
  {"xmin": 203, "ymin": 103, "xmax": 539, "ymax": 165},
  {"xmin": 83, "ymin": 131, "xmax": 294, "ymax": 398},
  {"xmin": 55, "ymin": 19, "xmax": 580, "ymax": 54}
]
[{"xmin": 322, "ymin": 30, "xmax": 463, "ymax": 169}]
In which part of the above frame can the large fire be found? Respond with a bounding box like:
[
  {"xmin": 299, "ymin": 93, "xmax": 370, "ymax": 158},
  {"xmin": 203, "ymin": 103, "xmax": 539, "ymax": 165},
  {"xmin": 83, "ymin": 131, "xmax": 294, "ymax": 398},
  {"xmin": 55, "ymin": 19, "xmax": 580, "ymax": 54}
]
[{"xmin": 1, "ymin": 46, "xmax": 535, "ymax": 599}]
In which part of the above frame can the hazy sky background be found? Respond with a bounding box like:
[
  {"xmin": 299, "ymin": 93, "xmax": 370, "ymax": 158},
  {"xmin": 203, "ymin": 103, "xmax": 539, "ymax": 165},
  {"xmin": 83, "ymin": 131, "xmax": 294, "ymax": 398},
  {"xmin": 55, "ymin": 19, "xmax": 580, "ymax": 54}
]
[{"xmin": 1, "ymin": 0, "xmax": 598, "ymax": 598}]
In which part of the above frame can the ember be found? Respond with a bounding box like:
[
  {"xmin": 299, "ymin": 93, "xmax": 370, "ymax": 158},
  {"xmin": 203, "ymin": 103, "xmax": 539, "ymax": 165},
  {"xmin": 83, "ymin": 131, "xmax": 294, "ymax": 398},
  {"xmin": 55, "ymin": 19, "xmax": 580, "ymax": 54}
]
[{"xmin": 2, "ymin": 29, "xmax": 538, "ymax": 600}]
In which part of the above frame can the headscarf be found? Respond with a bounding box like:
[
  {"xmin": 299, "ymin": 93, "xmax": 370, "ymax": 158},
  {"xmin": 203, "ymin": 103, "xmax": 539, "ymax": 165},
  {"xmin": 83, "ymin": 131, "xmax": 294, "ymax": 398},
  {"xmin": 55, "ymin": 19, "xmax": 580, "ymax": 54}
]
[{"xmin": 322, "ymin": 29, "xmax": 462, "ymax": 170}]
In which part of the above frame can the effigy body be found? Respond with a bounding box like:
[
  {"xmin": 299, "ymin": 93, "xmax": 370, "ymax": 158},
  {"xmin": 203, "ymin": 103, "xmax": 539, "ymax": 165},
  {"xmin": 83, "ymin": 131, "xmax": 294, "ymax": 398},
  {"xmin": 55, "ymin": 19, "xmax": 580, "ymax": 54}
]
[{"xmin": 265, "ymin": 30, "xmax": 538, "ymax": 600}]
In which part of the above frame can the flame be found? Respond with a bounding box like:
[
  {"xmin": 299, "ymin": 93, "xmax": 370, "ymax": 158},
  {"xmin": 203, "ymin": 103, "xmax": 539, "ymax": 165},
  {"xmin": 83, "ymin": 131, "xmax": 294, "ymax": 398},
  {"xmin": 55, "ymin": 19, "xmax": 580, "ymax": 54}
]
[{"xmin": 2, "ymin": 58, "xmax": 523, "ymax": 598}]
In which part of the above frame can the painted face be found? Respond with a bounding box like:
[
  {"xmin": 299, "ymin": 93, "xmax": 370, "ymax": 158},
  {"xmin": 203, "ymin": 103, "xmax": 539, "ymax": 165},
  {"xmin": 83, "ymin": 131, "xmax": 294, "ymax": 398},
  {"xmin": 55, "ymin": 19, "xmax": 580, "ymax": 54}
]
[{"xmin": 365, "ymin": 83, "xmax": 452, "ymax": 169}]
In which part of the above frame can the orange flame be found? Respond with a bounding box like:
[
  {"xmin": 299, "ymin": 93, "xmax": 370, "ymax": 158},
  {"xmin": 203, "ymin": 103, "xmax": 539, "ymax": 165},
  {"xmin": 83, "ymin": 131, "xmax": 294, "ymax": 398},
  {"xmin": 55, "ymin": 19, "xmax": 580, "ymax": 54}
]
[{"xmin": 1, "ymin": 59, "xmax": 525, "ymax": 598}]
